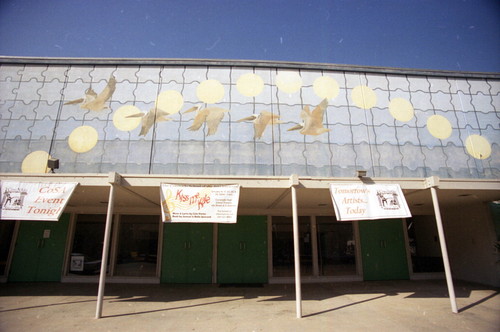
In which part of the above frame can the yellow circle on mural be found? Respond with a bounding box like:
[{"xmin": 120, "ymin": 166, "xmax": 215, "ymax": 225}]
[
  {"xmin": 427, "ymin": 115, "xmax": 452, "ymax": 139},
  {"xmin": 197, "ymin": 79, "xmax": 224, "ymax": 104},
  {"xmin": 276, "ymin": 72, "xmax": 302, "ymax": 94},
  {"xmin": 313, "ymin": 76, "xmax": 339, "ymax": 99},
  {"xmin": 389, "ymin": 98, "xmax": 414, "ymax": 122},
  {"xmin": 68, "ymin": 126, "xmax": 98, "ymax": 153},
  {"xmin": 352, "ymin": 85, "xmax": 377, "ymax": 109},
  {"xmin": 113, "ymin": 105, "xmax": 142, "ymax": 131},
  {"xmin": 237, "ymin": 73, "xmax": 264, "ymax": 97},
  {"xmin": 156, "ymin": 90, "xmax": 184, "ymax": 114},
  {"xmin": 465, "ymin": 135, "xmax": 491, "ymax": 159},
  {"xmin": 21, "ymin": 150, "xmax": 50, "ymax": 173}
]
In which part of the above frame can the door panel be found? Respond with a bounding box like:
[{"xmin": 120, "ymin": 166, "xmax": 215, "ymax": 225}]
[
  {"xmin": 359, "ymin": 219, "xmax": 409, "ymax": 281},
  {"xmin": 161, "ymin": 223, "xmax": 213, "ymax": 283},
  {"xmin": 9, "ymin": 214, "xmax": 70, "ymax": 282},
  {"xmin": 218, "ymin": 216, "xmax": 267, "ymax": 284}
]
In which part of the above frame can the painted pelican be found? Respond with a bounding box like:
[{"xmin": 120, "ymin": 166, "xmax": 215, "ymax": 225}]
[
  {"xmin": 64, "ymin": 75, "xmax": 116, "ymax": 111},
  {"xmin": 184, "ymin": 105, "xmax": 228, "ymax": 136},
  {"xmin": 237, "ymin": 110, "xmax": 282, "ymax": 139},
  {"xmin": 288, "ymin": 98, "xmax": 330, "ymax": 135},
  {"xmin": 126, "ymin": 107, "xmax": 172, "ymax": 136}
]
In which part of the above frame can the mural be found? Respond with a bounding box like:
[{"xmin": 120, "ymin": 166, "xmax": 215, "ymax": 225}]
[{"xmin": 0, "ymin": 62, "xmax": 498, "ymax": 178}]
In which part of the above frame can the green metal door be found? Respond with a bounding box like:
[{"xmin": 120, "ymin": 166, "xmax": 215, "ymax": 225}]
[
  {"xmin": 161, "ymin": 223, "xmax": 213, "ymax": 283},
  {"xmin": 359, "ymin": 219, "xmax": 409, "ymax": 281},
  {"xmin": 9, "ymin": 214, "xmax": 70, "ymax": 282},
  {"xmin": 217, "ymin": 215, "xmax": 268, "ymax": 284}
]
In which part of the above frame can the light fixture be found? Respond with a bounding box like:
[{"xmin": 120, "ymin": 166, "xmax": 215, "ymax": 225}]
[
  {"xmin": 47, "ymin": 158, "xmax": 59, "ymax": 173},
  {"xmin": 356, "ymin": 170, "xmax": 367, "ymax": 178}
]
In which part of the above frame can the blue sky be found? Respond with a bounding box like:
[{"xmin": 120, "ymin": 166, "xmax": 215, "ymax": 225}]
[{"xmin": 0, "ymin": 0, "xmax": 499, "ymax": 72}]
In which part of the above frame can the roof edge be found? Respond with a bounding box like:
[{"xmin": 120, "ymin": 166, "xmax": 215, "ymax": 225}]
[{"xmin": 1, "ymin": 56, "xmax": 499, "ymax": 79}]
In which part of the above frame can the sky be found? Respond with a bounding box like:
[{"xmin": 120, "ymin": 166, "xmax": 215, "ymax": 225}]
[{"xmin": 0, "ymin": 0, "xmax": 499, "ymax": 72}]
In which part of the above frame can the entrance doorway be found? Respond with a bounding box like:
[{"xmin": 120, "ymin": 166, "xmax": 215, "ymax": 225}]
[
  {"xmin": 9, "ymin": 214, "xmax": 70, "ymax": 282},
  {"xmin": 407, "ymin": 216, "xmax": 444, "ymax": 273},
  {"xmin": 271, "ymin": 216, "xmax": 312, "ymax": 277},
  {"xmin": 359, "ymin": 219, "xmax": 409, "ymax": 281},
  {"xmin": 316, "ymin": 217, "xmax": 356, "ymax": 276},
  {"xmin": 161, "ymin": 223, "xmax": 213, "ymax": 283},
  {"xmin": 115, "ymin": 215, "xmax": 159, "ymax": 277},
  {"xmin": 0, "ymin": 220, "xmax": 15, "ymax": 278}
]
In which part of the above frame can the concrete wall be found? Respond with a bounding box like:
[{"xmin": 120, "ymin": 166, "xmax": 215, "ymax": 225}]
[
  {"xmin": 443, "ymin": 202, "xmax": 500, "ymax": 287},
  {"xmin": 1, "ymin": 61, "xmax": 499, "ymax": 178}
]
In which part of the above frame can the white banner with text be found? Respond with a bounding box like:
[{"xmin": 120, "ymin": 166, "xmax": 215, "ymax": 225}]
[
  {"xmin": 0, "ymin": 181, "xmax": 77, "ymax": 221},
  {"xmin": 329, "ymin": 183, "xmax": 411, "ymax": 221},
  {"xmin": 160, "ymin": 183, "xmax": 240, "ymax": 223}
]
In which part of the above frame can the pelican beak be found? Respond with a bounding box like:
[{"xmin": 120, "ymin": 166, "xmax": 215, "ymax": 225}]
[
  {"xmin": 236, "ymin": 116, "xmax": 256, "ymax": 122},
  {"xmin": 183, "ymin": 105, "xmax": 199, "ymax": 114},
  {"xmin": 287, "ymin": 124, "xmax": 302, "ymax": 131}
]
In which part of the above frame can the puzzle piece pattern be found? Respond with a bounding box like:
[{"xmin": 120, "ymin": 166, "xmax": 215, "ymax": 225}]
[{"xmin": 0, "ymin": 63, "xmax": 498, "ymax": 178}]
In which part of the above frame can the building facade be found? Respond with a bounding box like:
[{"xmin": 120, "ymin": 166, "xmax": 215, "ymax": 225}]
[{"xmin": 1, "ymin": 57, "xmax": 499, "ymax": 286}]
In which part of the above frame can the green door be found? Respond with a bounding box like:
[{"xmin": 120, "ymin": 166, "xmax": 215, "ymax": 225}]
[
  {"xmin": 359, "ymin": 219, "xmax": 409, "ymax": 281},
  {"xmin": 161, "ymin": 223, "xmax": 213, "ymax": 283},
  {"xmin": 9, "ymin": 214, "xmax": 70, "ymax": 282},
  {"xmin": 217, "ymin": 215, "xmax": 268, "ymax": 284}
]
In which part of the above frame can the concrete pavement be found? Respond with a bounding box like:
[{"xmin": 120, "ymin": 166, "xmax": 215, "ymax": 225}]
[{"xmin": 0, "ymin": 280, "xmax": 499, "ymax": 331}]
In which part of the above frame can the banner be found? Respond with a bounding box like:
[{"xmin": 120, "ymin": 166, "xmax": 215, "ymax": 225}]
[
  {"xmin": 330, "ymin": 183, "xmax": 411, "ymax": 221},
  {"xmin": 0, "ymin": 181, "xmax": 77, "ymax": 221},
  {"xmin": 160, "ymin": 183, "xmax": 240, "ymax": 223}
]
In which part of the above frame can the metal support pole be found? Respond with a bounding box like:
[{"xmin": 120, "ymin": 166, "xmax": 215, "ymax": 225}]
[
  {"xmin": 291, "ymin": 185, "xmax": 302, "ymax": 318},
  {"xmin": 430, "ymin": 186, "xmax": 458, "ymax": 313},
  {"xmin": 95, "ymin": 183, "xmax": 115, "ymax": 319}
]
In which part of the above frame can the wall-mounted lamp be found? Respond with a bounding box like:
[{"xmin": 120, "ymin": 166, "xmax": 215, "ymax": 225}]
[
  {"xmin": 356, "ymin": 170, "xmax": 367, "ymax": 178},
  {"xmin": 47, "ymin": 158, "xmax": 59, "ymax": 173}
]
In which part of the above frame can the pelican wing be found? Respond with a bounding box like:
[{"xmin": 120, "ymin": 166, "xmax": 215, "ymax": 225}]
[
  {"xmin": 151, "ymin": 108, "xmax": 170, "ymax": 121},
  {"xmin": 187, "ymin": 109, "xmax": 208, "ymax": 131},
  {"xmin": 83, "ymin": 76, "xmax": 116, "ymax": 111},
  {"xmin": 254, "ymin": 111, "xmax": 273, "ymax": 139},
  {"xmin": 310, "ymin": 99, "xmax": 328, "ymax": 123},
  {"xmin": 205, "ymin": 107, "xmax": 227, "ymax": 135},
  {"xmin": 96, "ymin": 76, "xmax": 116, "ymax": 102}
]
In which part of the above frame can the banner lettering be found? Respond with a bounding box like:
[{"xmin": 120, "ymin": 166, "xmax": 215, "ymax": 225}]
[
  {"xmin": 330, "ymin": 183, "xmax": 411, "ymax": 221},
  {"xmin": 160, "ymin": 183, "xmax": 240, "ymax": 223},
  {"xmin": 1, "ymin": 181, "xmax": 78, "ymax": 221}
]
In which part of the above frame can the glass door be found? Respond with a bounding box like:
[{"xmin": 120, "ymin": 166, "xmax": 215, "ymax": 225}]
[
  {"xmin": 68, "ymin": 214, "xmax": 108, "ymax": 276},
  {"xmin": 271, "ymin": 216, "xmax": 312, "ymax": 277},
  {"xmin": 114, "ymin": 215, "xmax": 159, "ymax": 277},
  {"xmin": 0, "ymin": 220, "xmax": 16, "ymax": 277},
  {"xmin": 407, "ymin": 216, "xmax": 444, "ymax": 273},
  {"xmin": 316, "ymin": 217, "xmax": 356, "ymax": 276}
]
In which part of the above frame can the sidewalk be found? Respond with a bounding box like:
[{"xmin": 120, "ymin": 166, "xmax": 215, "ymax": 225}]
[{"xmin": 0, "ymin": 280, "xmax": 498, "ymax": 332}]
